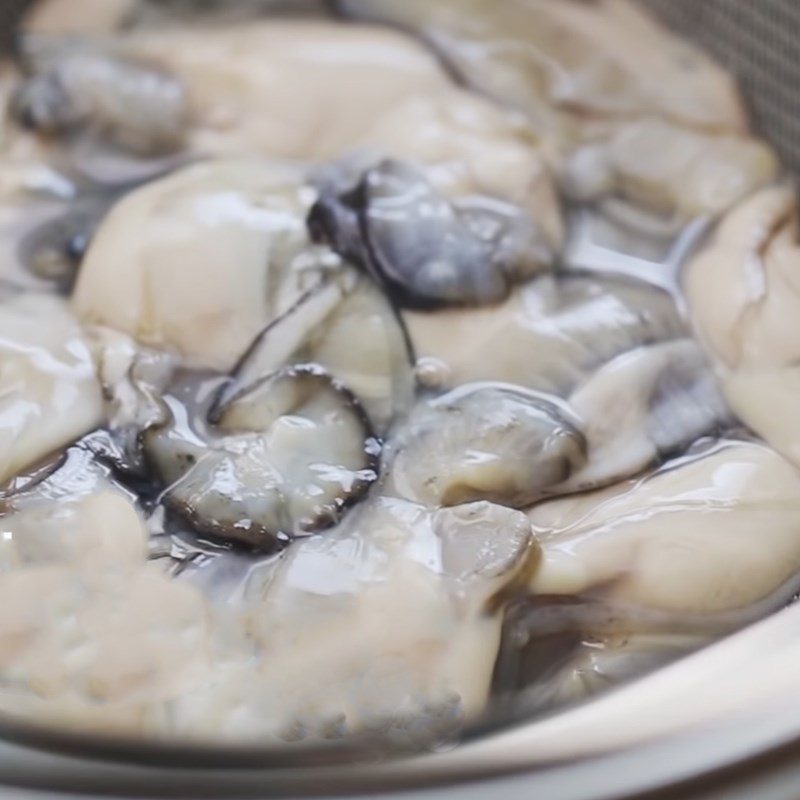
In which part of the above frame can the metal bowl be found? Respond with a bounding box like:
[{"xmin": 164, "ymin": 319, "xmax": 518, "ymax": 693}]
[{"xmin": 1, "ymin": 2, "xmax": 800, "ymax": 797}]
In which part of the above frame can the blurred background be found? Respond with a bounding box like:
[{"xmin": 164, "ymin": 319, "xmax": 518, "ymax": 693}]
[
  {"xmin": 1, "ymin": 0, "xmax": 799, "ymax": 176},
  {"xmin": 644, "ymin": 0, "xmax": 800, "ymax": 177}
]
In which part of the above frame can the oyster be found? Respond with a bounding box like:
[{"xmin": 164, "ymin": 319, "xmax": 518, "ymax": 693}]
[
  {"xmin": 0, "ymin": 294, "xmax": 103, "ymax": 485},
  {"xmin": 310, "ymin": 159, "xmax": 554, "ymax": 308},
  {"xmin": 404, "ymin": 274, "xmax": 685, "ymax": 393},
  {"xmin": 167, "ymin": 497, "xmax": 538, "ymax": 740},
  {"xmin": 0, "ymin": 441, "xmax": 212, "ymax": 726},
  {"xmin": 337, "ymin": 0, "xmax": 775, "ymax": 229},
  {"xmin": 14, "ymin": 18, "xmax": 562, "ymax": 241},
  {"xmin": 561, "ymin": 339, "xmax": 732, "ymax": 492},
  {"xmin": 0, "ymin": 563, "xmax": 211, "ymax": 727},
  {"xmin": 562, "ymin": 118, "xmax": 777, "ymax": 222},
  {"xmin": 529, "ymin": 442, "xmax": 800, "ymax": 613},
  {"xmin": 24, "ymin": 0, "xmax": 139, "ymax": 35},
  {"xmin": 344, "ymin": 93, "xmax": 563, "ymax": 244},
  {"xmin": 84, "ymin": 326, "xmax": 176, "ymax": 476},
  {"xmin": 13, "ymin": 37, "xmax": 188, "ymax": 155},
  {"xmin": 387, "ymin": 384, "xmax": 587, "ymax": 508},
  {"xmin": 0, "ymin": 444, "xmax": 143, "ymax": 568},
  {"xmin": 388, "ymin": 339, "xmax": 730, "ymax": 510},
  {"xmin": 685, "ymin": 186, "xmax": 800, "ymax": 468},
  {"xmin": 72, "ymin": 159, "xmax": 328, "ymax": 371},
  {"xmin": 214, "ymin": 272, "xmax": 414, "ymax": 432},
  {"xmin": 147, "ymin": 366, "xmax": 380, "ymax": 549}
]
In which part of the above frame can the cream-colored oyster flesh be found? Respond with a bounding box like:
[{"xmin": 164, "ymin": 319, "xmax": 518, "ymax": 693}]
[
  {"xmin": 217, "ymin": 273, "xmax": 414, "ymax": 432},
  {"xmin": 387, "ymin": 340, "xmax": 730, "ymax": 511},
  {"xmin": 386, "ymin": 383, "xmax": 587, "ymax": 509},
  {"xmin": 347, "ymin": 92, "xmax": 563, "ymax": 247},
  {"xmin": 1, "ymin": 449, "xmax": 147, "ymax": 570},
  {"xmin": 0, "ymin": 564, "xmax": 212, "ymax": 732},
  {"xmin": 0, "ymin": 490, "xmax": 536, "ymax": 739},
  {"xmin": 722, "ymin": 368, "xmax": 800, "ymax": 471},
  {"xmin": 0, "ymin": 462, "xmax": 213, "ymax": 731},
  {"xmin": 404, "ymin": 275, "xmax": 684, "ymax": 393},
  {"xmin": 529, "ymin": 443, "xmax": 800, "ymax": 614},
  {"xmin": 148, "ymin": 366, "xmax": 380, "ymax": 549},
  {"xmin": 169, "ymin": 498, "xmax": 536, "ymax": 739},
  {"xmin": 685, "ymin": 186, "xmax": 800, "ymax": 467},
  {"xmin": 561, "ymin": 339, "xmax": 731, "ymax": 492},
  {"xmin": 684, "ymin": 186, "xmax": 799, "ymax": 371},
  {"xmin": 71, "ymin": 150, "xmax": 557, "ymax": 374},
  {"xmin": 562, "ymin": 118, "xmax": 778, "ymax": 221},
  {"xmin": 72, "ymin": 159, "xmax": 324, "ymax": 371},
  {"xmin": 0, "ymin": 295, "xmax": 103, "ymax": 485},
  {"xmin": 126, "ymin": 18, "xmax": 553, "ymax": 204},
  {"xmin": 129, "ymin": 20, "xmax": 455, "ymax": 159}
]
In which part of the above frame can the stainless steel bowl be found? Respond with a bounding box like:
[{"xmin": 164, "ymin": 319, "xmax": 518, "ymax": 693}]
[{"xmin": 2, "ymin": 2, "xmax": 800, "ymax": 797}]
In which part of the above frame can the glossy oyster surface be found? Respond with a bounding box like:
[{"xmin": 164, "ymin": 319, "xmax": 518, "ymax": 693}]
[
  {"xmin": 72, "ymin": 159, "xmax": 325, "ymax": 371},
  {"xmin": 0, "ymin": 0, "xmax": 793, "ymax": 752},
  {"xmin": 150, "ymin": 365, "xmax": 381, "ymax": 549}
]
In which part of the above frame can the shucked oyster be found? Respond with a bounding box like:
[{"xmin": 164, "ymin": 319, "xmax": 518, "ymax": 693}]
[
  {"xmin": 387, "ymin": 384, "xmax": 588, "ymax": 508},
  {"xmin": 562, "ymin": 118, "xmax": 778, "ymax": 223},
  {"xmin": 0, "ymin": 294, "xmax": 102, "ymax": 485},
  {"xmin": 310, "ymin": 159, "xmax": 556, "ymax": 308},
  {"xmin": 72, "ymin": 159, "xmax": 326, "ymax": 371},
  {"xmin": 404, "ymin": 274, "xmax": 685, "ymax": 393},
  {"xmin": 148, "ymin": 365, "xmax": 381, "ymax": 550},
  {"xmin": 13, "ymin": 37, "xmax": 188, "ymax": 156},
  {"xmin": 387, "ymin": 339, "xmax": 731, "ymax": 510},
  {"xmin": 529, "ymin": 442, "xmax": 800, "ymax": 614},
  {"xmin": 214, "ymin": 272, "xmax": 414, "ymax": 432},
  {"xmin": 168, "ymin": 498, "xmax": 538, "ymax": 740},
  {"xmin": 685, "ymin": 186, "xmax": 800, "ymax": 469},
  {"xmin": 23, "ymin": 0, "xmax": 139, "ymax": 35}
]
